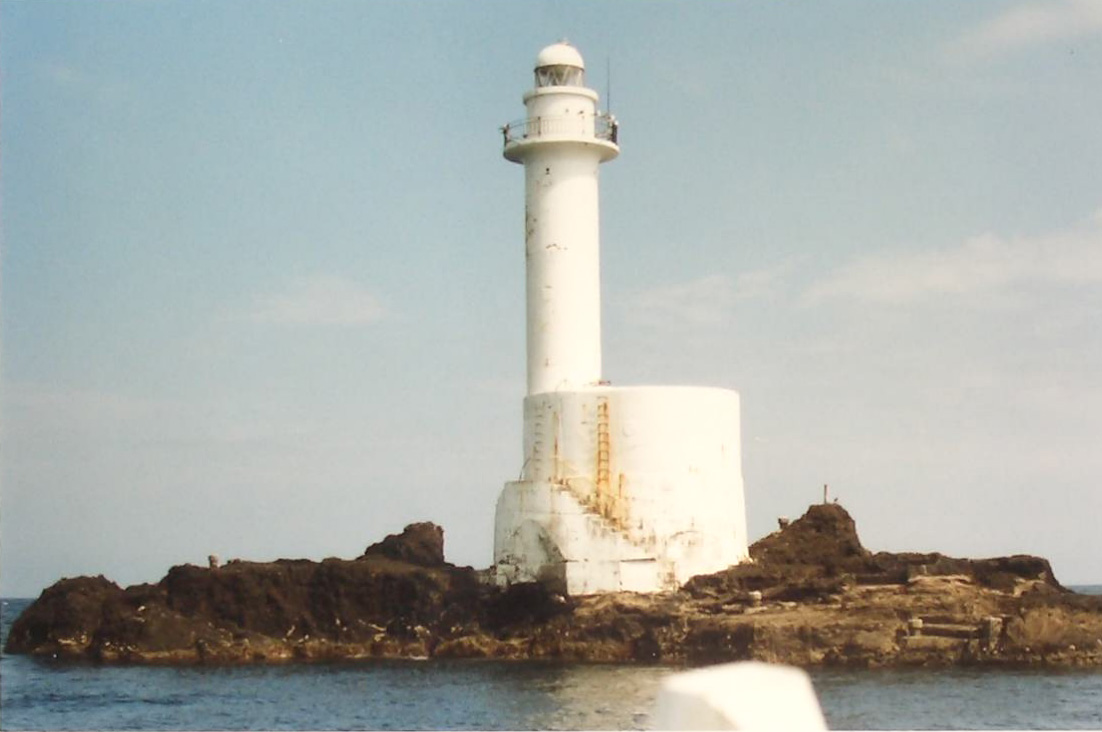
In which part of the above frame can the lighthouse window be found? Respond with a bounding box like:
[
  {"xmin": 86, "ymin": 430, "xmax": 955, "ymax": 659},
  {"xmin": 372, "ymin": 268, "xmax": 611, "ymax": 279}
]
[{"xmin": 536, "ymin": 65, "xmax": 584, "ymax": 88}]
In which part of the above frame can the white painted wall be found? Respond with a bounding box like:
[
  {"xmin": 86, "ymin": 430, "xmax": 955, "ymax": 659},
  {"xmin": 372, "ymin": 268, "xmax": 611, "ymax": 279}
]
[
  {"xmin": 522, "ymin": 145, "xmax": 604, "ymax": 394},
  {"xmin": 504, "ymin": 57, "xmax": 617, "ymax": 395},
  {"xmin": 495, "ymin": 386, "xmax": 749, "ymax": 594}
]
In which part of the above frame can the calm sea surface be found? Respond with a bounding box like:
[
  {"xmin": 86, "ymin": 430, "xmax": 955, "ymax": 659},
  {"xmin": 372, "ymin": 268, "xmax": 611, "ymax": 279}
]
[{"xmin": 3, "ymin": 590, "xmax": 1102, "ymax": 730}]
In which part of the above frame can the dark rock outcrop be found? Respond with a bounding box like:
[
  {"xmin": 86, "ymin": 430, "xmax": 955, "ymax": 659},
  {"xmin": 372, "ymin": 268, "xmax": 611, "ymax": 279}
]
[
  {"xmin": 362, "ymin": 522, "xmax": 446, "ymax": 567},
  {"xmin": 684, "ymin": 503, "xmax": 1065, "ymax": 601},
  {"xmin": 6, "ymin": 525, "xmax": 486, "ymax": 663},
  {"xmin": 751, "ymin": 503, "xmax": 869, "ymax": 569},
  {"xmin": 4, "ymin": 575, "xmax": 123, "ymax": 657},
  {"xmin": 7, "ymin": 509, "xmax": 1101, "ymax": 668}
]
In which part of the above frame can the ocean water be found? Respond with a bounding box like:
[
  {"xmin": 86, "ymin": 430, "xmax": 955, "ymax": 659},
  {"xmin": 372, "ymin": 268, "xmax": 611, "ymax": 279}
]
[{"xmin": 3, "ymin": 591, "xmax": 1102, "ymax": 730}]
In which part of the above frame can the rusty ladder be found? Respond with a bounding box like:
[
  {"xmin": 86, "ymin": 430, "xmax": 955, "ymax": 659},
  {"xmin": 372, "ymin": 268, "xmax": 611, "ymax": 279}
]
[{"xmin": 595, "ymin": 398, "xmax": 612, "ymax": 518}]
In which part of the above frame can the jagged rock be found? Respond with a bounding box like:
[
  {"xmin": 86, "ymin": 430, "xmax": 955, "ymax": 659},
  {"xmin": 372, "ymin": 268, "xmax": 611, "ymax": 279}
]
[
  {"xmin": 483, "ymin": 582, "xmax": 573, "ymax": 631},
  {"xmin": 6, "ymin": 504, "xmax": 1102, "ymax": 668},
  {"xmin": 4, "ymin": 575, "xmax": 121, "ymax": 657},
  {"xmin": 362, "ymin": 522, "xmax": 446, "ymax": 567},
  {"xmin": 684, "ymin": 503, "xmax": 871, "ymax": 600},
  {"xmin": 6, "ymin": 530, "xmax": 485, "ymax": 663},
  {"xmin": 751, "ymin": 503, "xmax": 870, "ymax": 569}
]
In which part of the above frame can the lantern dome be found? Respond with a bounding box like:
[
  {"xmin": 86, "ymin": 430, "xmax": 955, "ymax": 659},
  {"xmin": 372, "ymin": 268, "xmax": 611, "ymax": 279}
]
[
  {"xmin": 533, "ymin": 42, "xmax": 585, "ymax": 87},
  {"xmin": 535, "ymin": 42, "xmax": 585, "ymax": 70}
]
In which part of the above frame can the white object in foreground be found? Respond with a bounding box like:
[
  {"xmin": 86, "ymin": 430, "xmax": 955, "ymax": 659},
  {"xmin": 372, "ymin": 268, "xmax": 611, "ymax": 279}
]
[{"xmin": 654, "ymin": 661, "xmax": 828, "ymax": 730}]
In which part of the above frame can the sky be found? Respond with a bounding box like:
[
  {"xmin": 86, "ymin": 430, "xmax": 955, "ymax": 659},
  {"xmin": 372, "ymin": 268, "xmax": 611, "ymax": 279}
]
[{"xmin": 2, "ymin": 1, "xmax": 1100, "ymax": 598}]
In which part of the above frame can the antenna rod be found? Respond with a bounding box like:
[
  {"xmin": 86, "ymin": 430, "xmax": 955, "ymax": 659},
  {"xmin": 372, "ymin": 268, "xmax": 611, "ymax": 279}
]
[{"xmin": 606, "ymin": 56, "xmax": 612, "ymax": 111}]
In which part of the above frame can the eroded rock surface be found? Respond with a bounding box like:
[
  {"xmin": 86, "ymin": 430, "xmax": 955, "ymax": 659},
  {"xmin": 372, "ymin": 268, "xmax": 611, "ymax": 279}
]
[
  {"xmin": 7, "ymin": 507, "xmax": 1102, "ymax": 667},
  {"xmin": 362, "ymin": 522, "xmax": 446, "ymax": 567}
]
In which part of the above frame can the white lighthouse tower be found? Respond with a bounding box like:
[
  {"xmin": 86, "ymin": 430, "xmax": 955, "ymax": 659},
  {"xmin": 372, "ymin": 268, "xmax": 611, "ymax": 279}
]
[
  {"xmin": 493, "ymin": 42, "xmax": 750, "ymax": 595},
  {"xmin": 504, "ymin": 42, "xmax": 616, "ymax": 396}
]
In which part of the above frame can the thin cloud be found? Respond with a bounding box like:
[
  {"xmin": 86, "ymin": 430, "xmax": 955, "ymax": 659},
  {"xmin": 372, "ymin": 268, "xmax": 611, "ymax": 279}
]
[
  {"xmin": 949, "ymin": 0, "xmax": 1102, "ymax": 60},
  {"xmin": 4, "ymin": 383, "xmax": 177, "ymax": 436},
  {"xmin": 2, "ymin": 382, "xmax": 316, "ymax": 450},
  {"xmin": 805, "ymin": 210, "xmax": 1102, "ymax": 306},
  {"xmin": 619, "ymin": 267, "xmax": 783, "ymax": 329},
  {"xmin": 245, "ymin": 275, "xmax": 385, "ymax": 326}
]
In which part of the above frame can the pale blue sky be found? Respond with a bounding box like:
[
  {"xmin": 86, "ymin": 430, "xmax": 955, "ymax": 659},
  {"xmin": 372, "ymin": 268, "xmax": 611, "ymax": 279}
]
[{"xmin": 3, "ymin": 1, "xmax": 1101, "ymax": 597}]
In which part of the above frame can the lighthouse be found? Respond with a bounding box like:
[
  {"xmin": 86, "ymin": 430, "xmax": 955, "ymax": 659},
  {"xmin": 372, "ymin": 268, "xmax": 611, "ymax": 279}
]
[
  {"xmin": 493, "ymin": 42, "xmax": 750, "ymax": 595},
  {"xmin": 503, "ymin": 41, "xmax": 617, "ymax": 396}
]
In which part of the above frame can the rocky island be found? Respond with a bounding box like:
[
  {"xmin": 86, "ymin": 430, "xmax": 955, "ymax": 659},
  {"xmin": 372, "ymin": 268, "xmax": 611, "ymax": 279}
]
[{"xmin": 7, "ymin": 504, "xmax": 1102, "ymax": 668}]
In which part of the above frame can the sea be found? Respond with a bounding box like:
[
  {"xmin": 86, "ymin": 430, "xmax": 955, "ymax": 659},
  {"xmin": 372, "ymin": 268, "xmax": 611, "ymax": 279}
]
[{"xmin": 3, "ymin": 590, "xmax": 1102, "ymax": 731}]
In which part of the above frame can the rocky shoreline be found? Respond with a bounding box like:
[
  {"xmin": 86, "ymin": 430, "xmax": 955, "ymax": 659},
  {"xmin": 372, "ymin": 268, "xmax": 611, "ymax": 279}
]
[{"xmin": 7, "ymin": 504, "xmax": 1102, "ymax": 668}]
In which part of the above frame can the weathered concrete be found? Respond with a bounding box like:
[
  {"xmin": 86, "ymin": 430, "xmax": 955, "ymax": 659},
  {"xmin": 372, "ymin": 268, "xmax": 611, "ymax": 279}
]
[{"xmin": 494, "ymin": 42, "xmax": 749, "ymax": 593}]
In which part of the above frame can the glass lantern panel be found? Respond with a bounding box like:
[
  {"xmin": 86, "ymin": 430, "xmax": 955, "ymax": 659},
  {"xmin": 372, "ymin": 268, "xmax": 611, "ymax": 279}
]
[{"xmin": 535, "ymin": 65, "xmax": 584, "ymax": 88}]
